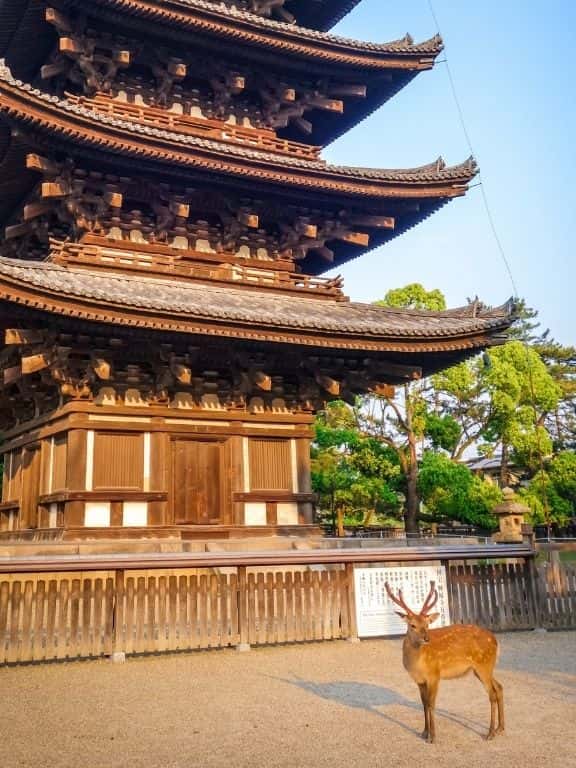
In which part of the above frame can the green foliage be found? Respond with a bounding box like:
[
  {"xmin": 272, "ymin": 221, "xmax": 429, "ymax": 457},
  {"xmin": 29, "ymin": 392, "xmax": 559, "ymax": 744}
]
[
  {"xmin": 424, "ymin": 413, "xmax": 462, "ymax": 453},
  {"xmin": 519, "ymin": 451, "xmax": 576, "ymax": 525},
  {"xmin": 418, "ymin": 452, "xmax": 501, "ymax": 529},
  {"xmin": 376, "ymin": 283, "xmax": 447, "ymax": 311},
  {"xmin": 310, "ymin": 290, "xmax": 574, "ymax": 534},
  {"xmin": 311, "ymin": 402, "xmax": 402, "ymax": 527}
]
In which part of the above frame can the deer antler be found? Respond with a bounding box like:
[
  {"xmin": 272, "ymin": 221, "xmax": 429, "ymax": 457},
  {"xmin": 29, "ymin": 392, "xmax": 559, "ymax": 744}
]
[
  {"xmin": 384, "ymin": 581, "xmax": 414, "ymax": 615},
  {"xmin": 420, "ymin": 580, "xmax": 439, "ymax": 615}
]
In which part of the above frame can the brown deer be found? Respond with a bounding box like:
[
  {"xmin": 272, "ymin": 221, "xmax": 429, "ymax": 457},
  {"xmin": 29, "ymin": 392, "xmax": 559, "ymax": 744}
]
[{"xmin": 385, "ymin": 580, "xmax": 504, "ymax": 743}]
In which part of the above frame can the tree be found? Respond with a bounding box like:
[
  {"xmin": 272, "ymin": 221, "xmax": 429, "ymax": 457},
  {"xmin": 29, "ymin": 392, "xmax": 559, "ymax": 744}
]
[
  {"xmin": 519, "ymin": 450, "xmax": 576, "ymax": 526},
  {"xmin": 483, "ymin": 341, "xmax": 560, "ymax": 483},
  {"xmin": 418, "ymin": 451, "xmax": 502, "ymax": 529},
  {"xmin": 358, "ymin": 283, "xmax": 448, "ymax": 534},
  {"xmin": 311, "ymin": 402, "xmax": 401, "ymax": 534}
]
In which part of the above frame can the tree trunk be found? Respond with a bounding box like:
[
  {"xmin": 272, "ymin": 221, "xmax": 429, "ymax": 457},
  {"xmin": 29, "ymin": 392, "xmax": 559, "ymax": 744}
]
[
  {"xmin": 404, "ymin": 395, "xmax": 420, "ymax": 537},
  {"xmin": 337, "ymin": 506, "xmax": 345, "ymax": 538},
  {"xmin": 500, "ymin": 441, "xmax": 509, "ymax": 487},
  {"xmin": 404, "ymin": 457, "xmax": 420, "ymax": 536}
]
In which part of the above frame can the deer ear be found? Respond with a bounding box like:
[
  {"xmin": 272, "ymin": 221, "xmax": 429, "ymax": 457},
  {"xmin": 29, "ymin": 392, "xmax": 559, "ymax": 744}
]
[
  {"xmin": 427, "ymin": 612, "xmax": 440, "ymax": 625},
  {"xmin": 394, "ymin": 611, "xmax": 408, "ymax": 621}
]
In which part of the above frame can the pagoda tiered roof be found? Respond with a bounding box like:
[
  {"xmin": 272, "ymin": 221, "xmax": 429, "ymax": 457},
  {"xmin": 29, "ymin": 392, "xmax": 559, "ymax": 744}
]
[
  {"xmin": 0, "ymin": 0, "xmax": 442, "ymax": 146},
  {"xmin": 0, "ymin": 255, "xmax": 514, "ymax": 369},
  {"xmin": 0, "ymin": 60, "xmax": 476, "ymax": 274}
]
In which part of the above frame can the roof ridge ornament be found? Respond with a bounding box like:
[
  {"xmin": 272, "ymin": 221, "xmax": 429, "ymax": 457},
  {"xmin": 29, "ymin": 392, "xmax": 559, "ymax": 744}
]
[{"xmin": 0, "ymin": 58, "xmax": 12, "ymax": 80}]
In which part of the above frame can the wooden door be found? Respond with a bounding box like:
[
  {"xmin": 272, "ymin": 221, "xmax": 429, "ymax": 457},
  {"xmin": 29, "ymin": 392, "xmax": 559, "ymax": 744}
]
[
  {"xmin": 20, "ymin": 446, "xmax": 41, "ymax": 529},
  {"xmin": 172, "ymin": 440, "xmax": 223, "ymax": 524}
]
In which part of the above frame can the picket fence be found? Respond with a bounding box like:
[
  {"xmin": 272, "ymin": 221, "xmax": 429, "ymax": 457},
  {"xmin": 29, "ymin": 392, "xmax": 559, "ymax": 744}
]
[{"xmin": 0, "ymin": 554, "xmax": 573, "ymax": 665}]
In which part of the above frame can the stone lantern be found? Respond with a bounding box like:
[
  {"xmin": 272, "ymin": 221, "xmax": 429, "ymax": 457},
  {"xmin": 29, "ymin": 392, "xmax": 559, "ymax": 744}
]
[{"xmin": 492, "ymin": 487, "xmax": 529, "ymax": 543}]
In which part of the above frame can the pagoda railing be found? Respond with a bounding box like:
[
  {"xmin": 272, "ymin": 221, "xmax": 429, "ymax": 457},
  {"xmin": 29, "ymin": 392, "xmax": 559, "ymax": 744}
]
[
  {"xmin": 67, "ymin": 94, "xmax": 322, "ymax": 160},
  {"xmin": 52, "ymin": 241, "xmax": 346, "ymax": 299}
]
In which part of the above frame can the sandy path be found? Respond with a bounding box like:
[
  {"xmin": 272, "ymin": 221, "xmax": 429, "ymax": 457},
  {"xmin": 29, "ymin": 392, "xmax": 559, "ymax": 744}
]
[{"xmin": 1, "ymin": 631, "xmax": 574, "ymax": 768}]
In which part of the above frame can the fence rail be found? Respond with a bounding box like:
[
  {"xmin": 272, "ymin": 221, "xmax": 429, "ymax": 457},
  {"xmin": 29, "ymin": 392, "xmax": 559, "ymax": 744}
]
[{"xmin": 0, "ymin": 550, "xmax": 573, "ymax": 665}]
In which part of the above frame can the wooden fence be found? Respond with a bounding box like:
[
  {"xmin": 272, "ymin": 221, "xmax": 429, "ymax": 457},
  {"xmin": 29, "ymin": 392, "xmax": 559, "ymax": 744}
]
[
  {"xmin": 0, "ymin": 553, "xmax": 574, "ymax": 665},
  {"xmin": 0, "ymin": 566, "xmax": 354, "ymax": 664}
]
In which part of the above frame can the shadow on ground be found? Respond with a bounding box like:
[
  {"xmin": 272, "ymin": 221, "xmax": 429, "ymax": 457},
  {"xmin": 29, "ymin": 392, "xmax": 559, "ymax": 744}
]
[{"xmin": 268, "ymin": 675, "xmax": 488, "ymax": 739}]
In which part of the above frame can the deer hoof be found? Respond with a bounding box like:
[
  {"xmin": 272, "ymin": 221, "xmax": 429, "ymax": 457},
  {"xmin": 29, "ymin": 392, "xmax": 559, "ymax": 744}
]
[{"xmin": 486, "ymin": 731, "xmax": 496, "ymax": 741}]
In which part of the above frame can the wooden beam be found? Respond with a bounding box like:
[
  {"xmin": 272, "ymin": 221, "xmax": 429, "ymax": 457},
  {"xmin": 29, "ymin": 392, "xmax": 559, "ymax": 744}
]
[
  {"xmin": 169, "ymin": 200, "xmax": 189, "ymax": 218},
  {"xmin": 228, "ymin": 75, "xmax": 245, "ymax": 94},
  {"xmin": 45, "ymin": 7, "xmax": 72, "ymax": 32},
  {"xmin": 328, "ymin": 83, "xmax": 367, "ymax": 98},
  {"xmin": 350, "ymin": 215, "xmax": 395, "ymax": 230},
  {"xmin": 168, "ymin": 60, "xmax": 187, "ymax": 79},
  {"xmin": 113, "ymin": 49, "xmax": 131, "ymax": 66},
  {"xmin": 309, "ymin": 97, "xmax": 344, "ymax": 113},
  {"xmin": 3, "ymin": 366, "xmax": 21, "ymax": 386},
  {"xmin": 59, "ymin": 37, "xmax": 82, "ymax": 55},
  {"xmin": 26, "ymin": 154, "xmax": 60, "ymax": 176},
  {"xmin": 254, "ymin": 371, "xmax": 272, "ymax": 391},
  {"xmin": 315, "ymin": 373, "xmax": 340, "ymax": 396},
  {"xmin": 170, "ymin": 363, "xmax": 192, "ymax": 384},
  {"xmin": 41, "ymin": 181, "xmax": 71, "ymax": 199},
  {"xmin": 23, "ymin": 201, "xmax": 54, "ymax": 221},
  {"xmin": 5, "ymin": 329, "xmax": 45, "ymax": 346},
  {"xmin": 238, "ymin": 212, "xmax": 259, "ymax": 229},
  {"xmin": 4, "ymin": 222, "xmax": 33, "ymax": 240},
  {"xmin": 104, "ymin": 191, "xmax": 123, "ymax": 209},
  {"xmin": 337, "ymin": 232, "xmax": 370, "ymax": 247},
  {"xmin": 21, "ymin": 352, "xmax": 53, "ymax": 375},
  {"xmin": 91, "ymin": 358, "xmax": 112, "ymax": 380},
  {"xmin": 41, "ymin": 61, "xmax": 69, "ymax": 79},
  {"xmin": 368, "ymin": 360, "xmax": 423, "ymax": 381},
  {"xmin": 293, "ymin": 117, "xmax": 313, "ymax": 135},
  {"xmin": 369, "ymin": 384, "xmax": 396, "ymax": 398}
]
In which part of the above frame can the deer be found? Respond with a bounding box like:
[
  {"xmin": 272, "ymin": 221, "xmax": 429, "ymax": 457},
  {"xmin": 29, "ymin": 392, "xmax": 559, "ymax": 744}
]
[{"xmin": 384, "ymin": 580, "xmax": 504, "ymax": 744}]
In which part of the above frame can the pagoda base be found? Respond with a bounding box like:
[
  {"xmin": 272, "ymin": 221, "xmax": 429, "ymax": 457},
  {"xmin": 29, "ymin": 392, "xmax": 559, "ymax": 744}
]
[{"xmin": 0, "ymin": 524, "xmax": 321, "ymax": 545}]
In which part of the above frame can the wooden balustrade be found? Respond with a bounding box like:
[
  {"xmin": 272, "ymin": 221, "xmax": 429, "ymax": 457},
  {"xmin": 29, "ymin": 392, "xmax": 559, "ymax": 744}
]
[
  {"xmin": 55, "ymin": 243, "xmax": 345, "ymax": 298},
  {"xmin": 67, "ymin": 93, "xmax": 322, "ymax": 160}
]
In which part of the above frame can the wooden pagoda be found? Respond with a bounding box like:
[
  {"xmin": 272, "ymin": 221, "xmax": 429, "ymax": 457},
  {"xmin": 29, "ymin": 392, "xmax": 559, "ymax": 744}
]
[{"xmin": 0, "ymin": 0, "xmax": 513, "ymax": 541}]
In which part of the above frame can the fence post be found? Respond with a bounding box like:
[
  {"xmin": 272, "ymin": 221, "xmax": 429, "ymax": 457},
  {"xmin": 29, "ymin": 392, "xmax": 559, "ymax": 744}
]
[
  {"xmin": 236, "ymin": 565, "xmax": 250, "ymax": 651},
  {"xmin": 110, "ymin": 569, "xmax": 126, "ymax": 662},
  {"xmin": 344, "ymin": 563, "xmax": 360, "ymax": 643},
  {"xmin": 527, "ymin": 557, "xmax": 548, "ymax": 632}
]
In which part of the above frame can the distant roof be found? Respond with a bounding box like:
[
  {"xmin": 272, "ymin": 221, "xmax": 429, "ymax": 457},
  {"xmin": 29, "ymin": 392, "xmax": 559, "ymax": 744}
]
[{"xmin": 0, "ymin": 256, "xmax": 515, "ymax": 364}]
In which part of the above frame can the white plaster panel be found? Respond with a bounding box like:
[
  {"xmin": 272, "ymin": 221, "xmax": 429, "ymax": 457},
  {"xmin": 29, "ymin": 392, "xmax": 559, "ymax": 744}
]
[{"xmin": 244, "ymin": 502, "xmax": 267, "ymax": 526}]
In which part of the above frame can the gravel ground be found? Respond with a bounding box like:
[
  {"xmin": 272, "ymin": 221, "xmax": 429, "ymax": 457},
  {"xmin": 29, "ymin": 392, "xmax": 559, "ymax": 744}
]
[{"xmin": 1, "ymin": 631, "xmax": 574, "ymax": 768}]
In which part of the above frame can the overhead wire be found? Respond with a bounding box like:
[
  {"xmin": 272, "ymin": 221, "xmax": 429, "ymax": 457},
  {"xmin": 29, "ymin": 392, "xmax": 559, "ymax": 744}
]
[{"xmin": 424, "ymin": 0, "xmax": 552, "ymax": 531}]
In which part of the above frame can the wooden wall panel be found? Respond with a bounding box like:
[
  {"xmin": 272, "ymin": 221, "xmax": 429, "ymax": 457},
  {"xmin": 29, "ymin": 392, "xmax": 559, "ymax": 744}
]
[
  {"xmin": 249, "ymin": 439, "xmax": 291, "ymax": 491},
  {"xmin": 67, "ymin": 430, "xmax": 87, "ymax": 491},
  {"xmin": 4, "ymin": 450, "xmax": 22, "ymax": 503},
  {"xmin": 93, "ymin": 433, "xmax": 143, "ymax": 490},
  {"xmin": 52, "ymin": 435, "xmax": 67, "ymax": 492},
  {"xmin": 20, "ymin": 447, "xmax": 40, "ymax": 529}
]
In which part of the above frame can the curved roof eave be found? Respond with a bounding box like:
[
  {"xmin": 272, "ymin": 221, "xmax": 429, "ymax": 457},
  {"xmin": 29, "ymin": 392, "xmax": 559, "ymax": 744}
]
[
  {"xmin": 0, "ymin": 64, "xmax": 477, "ymax": 201},
  {"xmin": 76, "ymin": 0, "xmax": 443, "ymax": 69},
  {"xmin": 0, "ymin": 257, "xmax": 515, "ymax": 354}
]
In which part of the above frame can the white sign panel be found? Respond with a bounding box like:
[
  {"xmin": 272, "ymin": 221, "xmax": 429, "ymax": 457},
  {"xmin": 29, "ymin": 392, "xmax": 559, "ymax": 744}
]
[{"xmin": 354, "ymin": 565, "xmax": 451, "ymax": 638}]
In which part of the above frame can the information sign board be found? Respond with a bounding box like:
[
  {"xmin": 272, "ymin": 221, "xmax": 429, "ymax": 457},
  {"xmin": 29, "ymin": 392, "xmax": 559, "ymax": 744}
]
[{"xmin": 354, "ymin": 564, "xmax": 450, "ymax": 638}]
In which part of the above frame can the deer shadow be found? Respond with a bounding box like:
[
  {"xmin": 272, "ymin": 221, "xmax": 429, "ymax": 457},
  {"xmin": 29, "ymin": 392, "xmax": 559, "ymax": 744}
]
[{"xmin": 266, "ymin": 675, "xmax": 487, "ymax": 738}]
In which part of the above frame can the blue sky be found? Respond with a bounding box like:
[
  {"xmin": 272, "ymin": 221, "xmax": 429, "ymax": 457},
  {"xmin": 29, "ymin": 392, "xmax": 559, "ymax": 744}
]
[{"xmin": 324, "ymin": 0, "xmax": 575, "ymax": 345}]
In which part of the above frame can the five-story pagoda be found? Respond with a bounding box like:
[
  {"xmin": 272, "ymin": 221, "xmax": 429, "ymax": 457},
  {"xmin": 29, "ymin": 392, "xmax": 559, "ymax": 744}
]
[{"xmin": 0, "ymin": 0, "xmax": 512, "ymax": 540}]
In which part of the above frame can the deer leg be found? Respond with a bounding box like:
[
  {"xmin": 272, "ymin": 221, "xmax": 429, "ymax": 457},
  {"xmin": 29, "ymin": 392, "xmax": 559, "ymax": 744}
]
[
  {"xmin": 474, "ymin": 670, "xmax": 504, "ymax": 739},
  {"xmin": 492, "ymin": 677, "xmax": 505, "ymax": 734},
  {"xmin": 418, "ymin": 683, "xmax": 430, "ymax": 741},
  {"xmin": 426, "ymin": 679, "xmax": 439, "ymax": 744}
]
